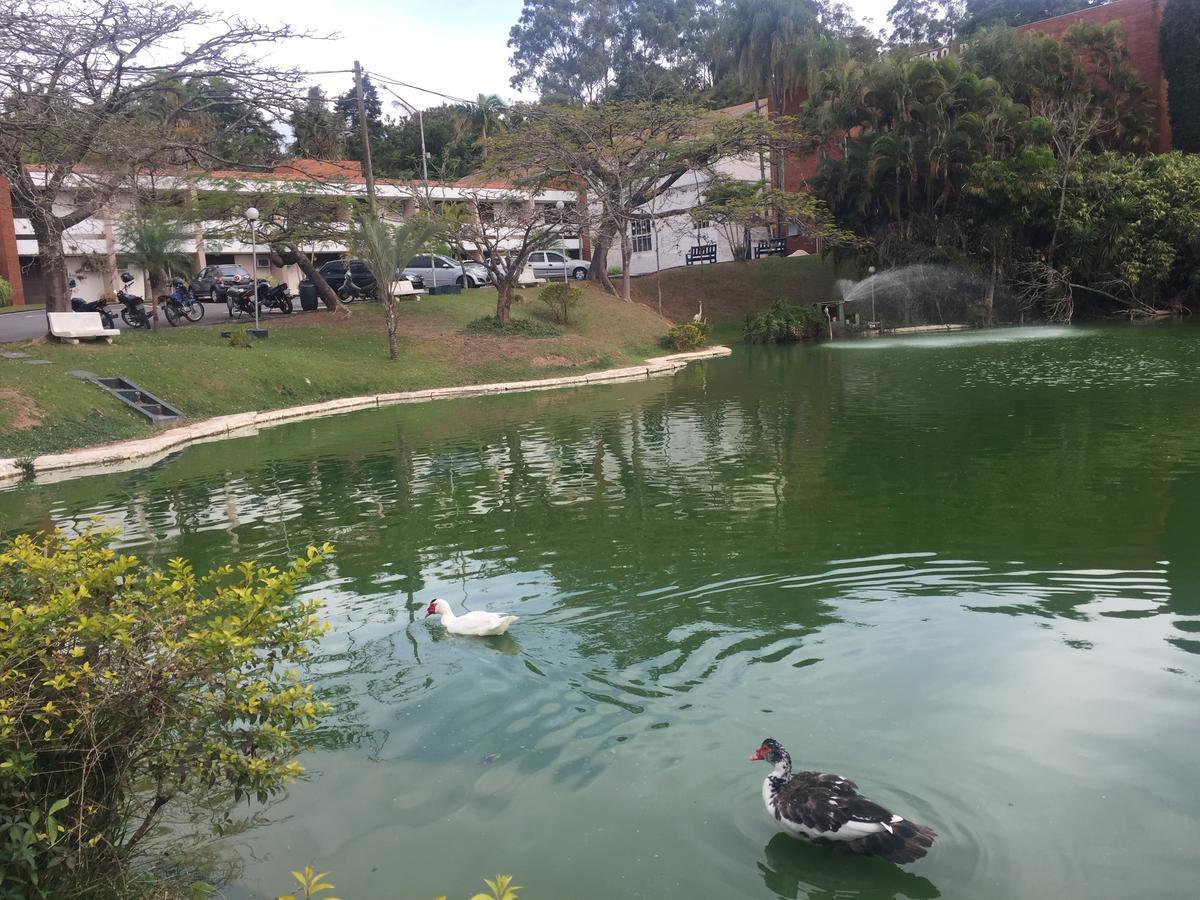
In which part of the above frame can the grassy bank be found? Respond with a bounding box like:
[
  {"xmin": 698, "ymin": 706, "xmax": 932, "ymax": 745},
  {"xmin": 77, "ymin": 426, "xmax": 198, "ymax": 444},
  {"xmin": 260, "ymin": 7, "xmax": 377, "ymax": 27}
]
[
  {"xmin": 0, "ymin": 287, "xmax": 672, "ymax": 458},
  {"xmin": 628, "ymin": 255, "xmax": 842, "ymax": 342}
]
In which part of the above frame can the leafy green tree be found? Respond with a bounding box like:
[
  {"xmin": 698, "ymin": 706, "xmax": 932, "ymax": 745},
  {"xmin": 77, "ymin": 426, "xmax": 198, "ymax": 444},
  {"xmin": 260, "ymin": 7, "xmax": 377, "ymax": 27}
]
[
  {"xmin": 291, "ymin": 86, "xmax": 345, "ymax": 160},
  {"xmin": 0, "ymin": 530, "xmax": 330, "ymax": 895},
  {"xmin": 961, "ymin": 0, "xmax": 1097, "ymax": 32},
  {"xmin": 351, "ymin": 214, "xmax": 439, "ymax": 359},
  {"xmin": 469, "ymin": 94, "xmax": 508, "ymax": 157},
  {"xmin": 886, "ymin": 0, "xmax": 964, "ymax": 46},
  {"xmin": 508, "ymin": 0, "xmax": 721, "ymax": 103},
  {"xmin": 336, "ymin": 75, "xmax": 383, "ymax": 162},
  {"xmin": 1160, "ymin": 0, "xmax": 1200, "ymax": 152}
]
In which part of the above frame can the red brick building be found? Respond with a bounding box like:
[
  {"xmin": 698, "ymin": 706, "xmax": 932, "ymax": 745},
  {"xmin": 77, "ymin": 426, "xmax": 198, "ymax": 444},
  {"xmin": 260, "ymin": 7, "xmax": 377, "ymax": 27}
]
[
  {"xmin": 771, "ymin": 0, "xmax": 1173, "ymax": 250},
  {"xmin": 1016, "ymin": 0, "xmax": 1171, "ymax": 152}
]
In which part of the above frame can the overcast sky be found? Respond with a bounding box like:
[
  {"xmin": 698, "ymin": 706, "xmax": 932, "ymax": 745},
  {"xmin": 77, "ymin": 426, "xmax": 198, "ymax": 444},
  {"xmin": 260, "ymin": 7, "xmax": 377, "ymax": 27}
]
[{"xmin": 208, "ymin": 0, "xmax": 895, "ymax": 111}]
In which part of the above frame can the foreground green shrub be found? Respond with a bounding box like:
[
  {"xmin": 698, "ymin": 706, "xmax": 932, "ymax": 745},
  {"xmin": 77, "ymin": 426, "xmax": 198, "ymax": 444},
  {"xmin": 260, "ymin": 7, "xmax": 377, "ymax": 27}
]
[
  {"xmin": 0, "ymin": 277, "xmax": 11, "ymax": 308},
  {"xmin": 537, "ymin": 282, "xmax": 583, "ymax": 324},
  {"xmin": 465, "ymin": 316, "xmax": 561, "ymax": 337},
  {"xmin": 743, "ymin": 300, "xmax": 824, "ymax": 343},
  {"xmin": 0, "ymin": 530, "xmax": 331, "ymax": 897},
  {"xmin": 661, "ymin": 321, "xmax": 710, "ymax": 352}
]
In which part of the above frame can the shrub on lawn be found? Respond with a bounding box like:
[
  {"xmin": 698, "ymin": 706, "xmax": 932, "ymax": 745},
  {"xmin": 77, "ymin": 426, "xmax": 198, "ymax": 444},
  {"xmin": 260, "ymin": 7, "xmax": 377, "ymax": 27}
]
[
  {"xmin": 538, "ymin": 283, "xmax": 583, "ymax": 325},
  {"xmin": 743, "ymin": 300, "xmax": 824, "ymax": 343},
  {"xmin": 661, "ymin": 321, "xmax": 710, "ymax": 352},
  {"xmin": 0, "ymin": 530, "xmax": 331, "ymax": 896},
  {"xmin": 465, "ymin": 316, "xmax": 561, "ymax": 337},
  {"xmin": 0, "ymin": 277, "xmax": 11, "ymax": 308}
]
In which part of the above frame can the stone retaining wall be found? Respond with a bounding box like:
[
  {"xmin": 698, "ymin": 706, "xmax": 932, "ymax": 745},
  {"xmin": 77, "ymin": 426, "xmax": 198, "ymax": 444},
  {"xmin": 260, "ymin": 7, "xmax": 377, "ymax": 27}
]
[{"xmin": 0, "ymin": 347, "xmax": 732, "ymax": 485}]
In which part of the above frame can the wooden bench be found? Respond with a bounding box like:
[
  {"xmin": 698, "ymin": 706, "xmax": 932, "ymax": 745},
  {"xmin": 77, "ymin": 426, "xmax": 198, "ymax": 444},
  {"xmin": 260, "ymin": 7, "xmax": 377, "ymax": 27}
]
[
  {"xmin": 46, "ymin": 312, "xmax": 119, "ymax": 344},
  {"xmin": 754, "ymin": 238, "xmax": 788, "ymax": 258},
  {"xmin": 685, "ymin": 244, "xmax": 717, "ymax": 265}
]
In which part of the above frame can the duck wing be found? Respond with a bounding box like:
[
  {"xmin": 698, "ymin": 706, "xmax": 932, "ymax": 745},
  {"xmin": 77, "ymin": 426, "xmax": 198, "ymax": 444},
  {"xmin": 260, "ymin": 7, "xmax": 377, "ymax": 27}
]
[
  {"xmin": 449, "ymin": 611, "xmax": 518, "ymax": 636},
  {"xmin": 773, "ymin": 770, "xmax": 936, "ymax": 863},
  {"xmin": 772, "ymin": 770, "xmax": 895, "ymax": 836}
]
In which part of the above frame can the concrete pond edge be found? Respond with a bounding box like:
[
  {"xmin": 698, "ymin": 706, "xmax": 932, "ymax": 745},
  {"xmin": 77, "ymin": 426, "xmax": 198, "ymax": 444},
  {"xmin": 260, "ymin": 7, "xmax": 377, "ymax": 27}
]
[{"xmin": 0, "ymin": 347, "xmax": 732, "ymax": 486}]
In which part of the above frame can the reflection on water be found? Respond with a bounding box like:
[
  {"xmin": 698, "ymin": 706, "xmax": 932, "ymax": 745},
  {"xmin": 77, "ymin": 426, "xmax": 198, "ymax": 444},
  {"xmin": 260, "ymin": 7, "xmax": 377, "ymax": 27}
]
[{"xmin": 4, "ymin": 324, "xmax": 1200, "ymax": 899}]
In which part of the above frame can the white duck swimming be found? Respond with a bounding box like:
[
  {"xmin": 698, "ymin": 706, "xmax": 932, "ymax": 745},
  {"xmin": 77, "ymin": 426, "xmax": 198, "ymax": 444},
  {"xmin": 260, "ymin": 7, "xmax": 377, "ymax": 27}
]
[{"xmin": 424, "ymin": 598, "xmax": 518, "ymax": 636}]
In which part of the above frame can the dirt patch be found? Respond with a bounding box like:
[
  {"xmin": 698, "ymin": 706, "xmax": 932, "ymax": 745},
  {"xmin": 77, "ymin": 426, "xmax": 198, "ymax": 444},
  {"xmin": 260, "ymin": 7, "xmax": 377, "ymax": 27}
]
[
  {"xmin": 0, "ymin": 388, "xmax": 45, "ymax": 430},
  {"xmin": 530, "ymin": 354, "xmax": 581, "ymax": 368}
]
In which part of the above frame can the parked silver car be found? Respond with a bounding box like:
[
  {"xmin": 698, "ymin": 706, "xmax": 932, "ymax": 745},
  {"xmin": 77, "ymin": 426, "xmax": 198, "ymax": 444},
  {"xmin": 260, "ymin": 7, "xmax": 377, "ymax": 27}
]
[
  {"xmin": 527, "ymin": 250, "xmax": 589, "ymax": 281},
  {"xmin": 402, "ymin": 254, "xmax": 492, "ymax": 289}
]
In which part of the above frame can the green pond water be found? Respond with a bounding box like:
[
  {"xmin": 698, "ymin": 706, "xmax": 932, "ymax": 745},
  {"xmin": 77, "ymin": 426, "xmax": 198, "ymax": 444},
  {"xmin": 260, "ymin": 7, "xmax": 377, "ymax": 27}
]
[{"xmin": 4, "ymin": 325, "xmax": 1200, "ymax": 899}]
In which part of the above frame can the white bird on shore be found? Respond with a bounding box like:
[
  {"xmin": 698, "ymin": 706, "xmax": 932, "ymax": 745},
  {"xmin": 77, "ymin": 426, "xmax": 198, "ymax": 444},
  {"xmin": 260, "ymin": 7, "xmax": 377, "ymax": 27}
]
[
  {"xmin": 424, "ymin": 598, "xmax": 518, "ymax": 636},
  {"xmin": 692, "ymin": 300, "xmax": 704, "ymax": 323}
]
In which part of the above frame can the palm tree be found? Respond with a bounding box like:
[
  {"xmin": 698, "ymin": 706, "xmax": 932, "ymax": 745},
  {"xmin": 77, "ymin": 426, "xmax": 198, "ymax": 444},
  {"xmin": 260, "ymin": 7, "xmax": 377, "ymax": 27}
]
[
  {"xmin": 118, "ymin": 214, "xmax": 191, "ymax": 329},
  {"xmin": 727, "ymin": 0, "xmax": 823, "ymax": 193},
  {"xmin": 469, "ymin": 93, "xmax": 507, "ymax": 157},
  {"xmin": 351, "ymin": 214, "xmax": 439, "ymax": 360}
]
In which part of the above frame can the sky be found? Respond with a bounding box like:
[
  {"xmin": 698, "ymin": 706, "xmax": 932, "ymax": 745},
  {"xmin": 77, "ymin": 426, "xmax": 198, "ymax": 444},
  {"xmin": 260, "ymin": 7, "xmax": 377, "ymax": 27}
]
[{"xmin": 207, "ymin": 0, "xmax": 896, "ymax": 112}]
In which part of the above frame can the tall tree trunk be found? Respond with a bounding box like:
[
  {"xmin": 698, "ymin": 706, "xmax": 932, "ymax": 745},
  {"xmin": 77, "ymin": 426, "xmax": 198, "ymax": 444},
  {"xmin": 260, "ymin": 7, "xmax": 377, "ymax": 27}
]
[
  {"xmin": 150, "ymin": 272, "xmax": 168, "ymax": 330},
  {"xmin": 279, "ymin": 243, "xmax": 350, "ymax": 315},
  {"xmin": 586, "ymin": 223, "xmax": 618, "ymax": 294},
  {"xmin": 384, "ymin": 294, "xmax": 399, "ymax": 359},
  {"xmin": 620, "ymin": 230, "xmax": 632, "ymax": 302},
  {"xmin": 496, "ymin": 281, "xmax": 515, "ymax": 321},
  {"xmin": 32, "ymin": 216, "xmax": 70, "ymax": 315}
]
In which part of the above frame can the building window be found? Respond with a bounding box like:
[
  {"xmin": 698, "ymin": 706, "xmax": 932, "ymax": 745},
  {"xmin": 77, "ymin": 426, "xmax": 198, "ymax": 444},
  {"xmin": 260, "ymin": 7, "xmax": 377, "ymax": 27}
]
[
  {"xmin": 695, "ymin": 219, "xmax": 710, "ymax": 230},
  {"xmin": 631, "ymin": 219, "xmax": 652, "ymax": 253},
  {"xmin": 256, "ymin": 255, "xmax": 271, "ymax": 269}
]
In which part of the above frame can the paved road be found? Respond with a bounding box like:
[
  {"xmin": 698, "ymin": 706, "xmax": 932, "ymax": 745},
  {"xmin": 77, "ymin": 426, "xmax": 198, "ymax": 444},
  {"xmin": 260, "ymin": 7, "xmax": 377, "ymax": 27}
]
[{"xmin": 0, "ymin": 301, "xmax": 292, "ymax": 343}]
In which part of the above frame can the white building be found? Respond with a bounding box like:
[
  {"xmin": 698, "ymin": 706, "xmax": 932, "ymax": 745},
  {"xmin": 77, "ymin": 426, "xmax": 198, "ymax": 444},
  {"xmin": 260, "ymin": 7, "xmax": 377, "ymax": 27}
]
[{"xmin": 11, "ymin": 159, "xmax": 583, "ymax": 303}]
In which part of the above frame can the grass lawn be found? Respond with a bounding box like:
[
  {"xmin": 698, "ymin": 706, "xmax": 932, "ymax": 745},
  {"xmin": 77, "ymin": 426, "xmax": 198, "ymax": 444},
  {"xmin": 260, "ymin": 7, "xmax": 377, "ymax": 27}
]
[
  {"xmin": 0, "ymin": 304, "xmax": 45, "ymax": 315},
  {"xmin": 0, "ymin": 286, "xmax": 673, "ymax": 458},
  {"xmin": 628, "ymin": 255, "xmax": 844, "ymax": 343}
]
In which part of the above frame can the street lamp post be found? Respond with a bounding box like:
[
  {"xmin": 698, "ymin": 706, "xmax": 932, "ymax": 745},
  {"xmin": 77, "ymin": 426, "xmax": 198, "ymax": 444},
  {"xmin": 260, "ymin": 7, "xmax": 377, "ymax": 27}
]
[
  {"xmin": 868, "ymin": 265, "xmax": 877, "ymax": 330},
  {"xmin": 246, "ymin": 207, "xmax": 260, "ymax": 332},
  {"xmin": 555, "ymin": 200, "xmax": 568, "ymax": 285}
]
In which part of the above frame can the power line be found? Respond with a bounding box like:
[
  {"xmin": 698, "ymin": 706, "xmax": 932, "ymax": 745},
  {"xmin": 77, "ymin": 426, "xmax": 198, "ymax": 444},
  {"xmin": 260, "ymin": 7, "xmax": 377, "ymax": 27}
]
[{"xmin": 365, "ymin": 70, "xmax": 475, "ymax": 106}]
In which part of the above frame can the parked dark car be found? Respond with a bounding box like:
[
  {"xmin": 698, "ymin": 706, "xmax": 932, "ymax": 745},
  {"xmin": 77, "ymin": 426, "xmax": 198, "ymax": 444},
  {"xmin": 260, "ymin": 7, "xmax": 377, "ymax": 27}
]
[
  {"xmin": 190, "ymin": 264, "xmax": 253, "ymax": 302},
  {"xmin": 316, "ymin": 259, "xmax": 425, "ymax": 296}
]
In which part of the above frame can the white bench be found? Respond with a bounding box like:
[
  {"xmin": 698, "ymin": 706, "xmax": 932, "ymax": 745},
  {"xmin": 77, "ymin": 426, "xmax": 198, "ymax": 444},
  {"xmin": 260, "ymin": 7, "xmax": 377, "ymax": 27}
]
[
  {"xmin": 391, "ymin": 279, "xmax": 428, "ymax": 298},
  {"xmin": 47, "ymin": 312, "xmax": 119, "ymax": 344},
  {"xmin": 515, "ymin": 267, "xmax": 542, "ymax": 287}
]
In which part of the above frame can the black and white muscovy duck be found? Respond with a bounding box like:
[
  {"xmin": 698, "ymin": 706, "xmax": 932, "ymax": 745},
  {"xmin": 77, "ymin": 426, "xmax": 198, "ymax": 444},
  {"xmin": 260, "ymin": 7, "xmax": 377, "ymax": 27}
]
[{"xmin": 750, "ymin": 737, "xmax": 936, "ymax": 864}]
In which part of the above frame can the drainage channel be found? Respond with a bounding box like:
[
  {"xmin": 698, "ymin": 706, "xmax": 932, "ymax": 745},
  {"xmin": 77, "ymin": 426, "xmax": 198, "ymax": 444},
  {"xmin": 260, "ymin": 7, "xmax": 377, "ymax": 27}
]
[{"xmin": 89, "ymin": 376, "xmax": 184, "ymax": 423}]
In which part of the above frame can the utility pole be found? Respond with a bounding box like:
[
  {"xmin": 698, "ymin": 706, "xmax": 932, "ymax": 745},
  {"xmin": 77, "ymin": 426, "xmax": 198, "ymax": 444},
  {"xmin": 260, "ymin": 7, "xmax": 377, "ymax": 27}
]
[{"xmin": 353, "ymin": 60, "xmax": 377, "ymax": 215}]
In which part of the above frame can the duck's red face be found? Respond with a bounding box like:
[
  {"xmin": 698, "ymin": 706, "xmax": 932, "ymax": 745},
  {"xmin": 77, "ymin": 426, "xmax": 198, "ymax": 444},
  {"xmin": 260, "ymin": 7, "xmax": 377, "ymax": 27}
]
[
  {"xmin": 425, "ymin": 600, "xmax": 438, "ymax": 617},
  {"xmin": 750, "ymin": 738, "xmax": 782, "ymax": 763}
]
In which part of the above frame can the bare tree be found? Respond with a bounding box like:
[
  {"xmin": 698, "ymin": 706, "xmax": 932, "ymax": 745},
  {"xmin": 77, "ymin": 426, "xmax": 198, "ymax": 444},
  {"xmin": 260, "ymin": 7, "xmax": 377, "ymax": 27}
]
[
  {"xmin": 487, "ymin": 102, "xmax": 785, "ymax": 300},
  {"xmin": 0, "ymin": 0, "xmax": 313, "ymax": 314},
  {"xmin": 436, "ymin": 191, "xmax": 578, "ymax": 321},
  {"xmin": 1035, "ymin": 97, "xmax": 1110, "ymax": 263}
]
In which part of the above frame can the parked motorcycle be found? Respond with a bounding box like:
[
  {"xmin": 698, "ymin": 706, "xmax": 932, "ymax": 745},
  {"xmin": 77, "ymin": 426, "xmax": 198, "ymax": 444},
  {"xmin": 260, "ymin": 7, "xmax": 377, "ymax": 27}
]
[
  {"xmin": 160, "ymin": 276, "xmax": 205, "ymax": 327},
  {"xmin": 68, "ymin": 278, "xmax": 116, "ymax": 329},
  {"xmin": 336, "ymin": 269, "xmax": 368, "ymax": 304},
  {"xmin": 216, "ymin": 274, "xmax": 257, "ymax": 317},
  {"xmin": 115, "ymin": 272, "xmax": 153, "ymax": 329},
  {"xmin": 256, "ymin": 279, "xmax": 294, "ymax": 315}
]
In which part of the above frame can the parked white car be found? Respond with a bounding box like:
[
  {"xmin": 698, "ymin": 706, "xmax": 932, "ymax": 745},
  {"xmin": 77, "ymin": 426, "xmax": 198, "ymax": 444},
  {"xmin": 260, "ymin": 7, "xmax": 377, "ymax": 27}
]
[
  {"xmin": 527, "ymin": 250, "xmax": 589, "ymax": 281},
  {"xmin": 402, "ymin": 254, "xmax": 492, "ymax": 289}
]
